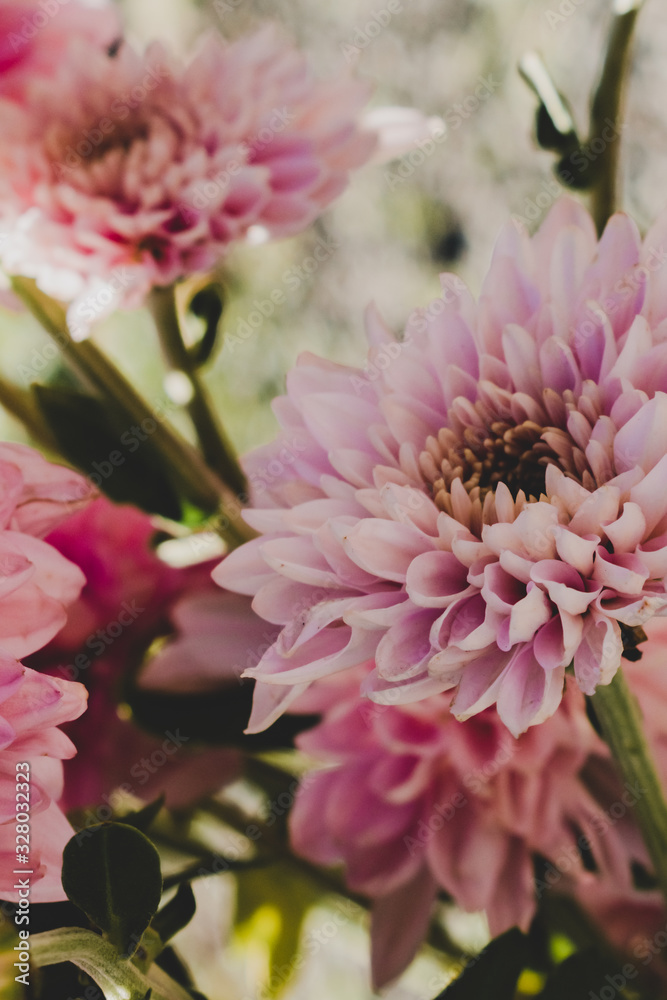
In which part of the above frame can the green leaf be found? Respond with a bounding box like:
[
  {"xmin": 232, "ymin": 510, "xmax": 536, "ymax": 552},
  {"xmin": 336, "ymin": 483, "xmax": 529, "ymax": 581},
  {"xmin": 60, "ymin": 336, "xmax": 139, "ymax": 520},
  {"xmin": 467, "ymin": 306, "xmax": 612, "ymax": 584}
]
[
  {"xmin": 62, "ymin": 823, "xmax": 163, "ymax": 957},
  {"xmin": 435, "ymin": 927, "xmax": 530, "ymax": 1000},
  {"xmin": 187, "ymin": 285, "xmax": 224, "ymax": 368},
  {"xmin": 152, "ymin": 884, "xmax": 197, "ymax": 946},
  {"xmin": 538, "ymin": 949, "xmax": 630, "ymax": 1000},
  {"xmin": 31, "ymin": 384, "xmax": 182, "ymax": 519}
]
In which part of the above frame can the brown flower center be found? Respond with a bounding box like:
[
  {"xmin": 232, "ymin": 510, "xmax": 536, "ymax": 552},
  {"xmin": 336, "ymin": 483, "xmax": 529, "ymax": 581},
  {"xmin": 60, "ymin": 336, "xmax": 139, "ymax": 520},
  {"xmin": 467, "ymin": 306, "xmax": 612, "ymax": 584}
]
[{"xmin": 420, "ymin": 419, "xmax": 563, "ymax": 512}]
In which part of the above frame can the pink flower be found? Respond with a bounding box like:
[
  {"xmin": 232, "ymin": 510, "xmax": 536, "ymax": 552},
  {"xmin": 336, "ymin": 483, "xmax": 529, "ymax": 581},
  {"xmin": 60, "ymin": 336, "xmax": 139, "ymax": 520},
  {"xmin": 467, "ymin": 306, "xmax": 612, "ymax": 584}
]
[
  {"xmin": 0, "ymin": 24, "xmax": 379, "ymax": 313},
  {"xmin": 0, "ymin": 660, "xmax": 87, "ymax": 902},
  {"xmin": 0, "ymin": 1, "xmax": 120, "ymax": 101},
  {"xmin": 215, "ymin": 198, "xmax": 667, "ymax": 735},
  {"xmin": 0, "ymin": 443, "xmax": 90, "ymax": 658},
  {"xmin": 29, "ymin": 498, "xmax": 257, "ymax": 812},
  {"xmin": 288, "ymin": 670, "xmax": 635, "ymax": 987},
  {"xmin": 0, "ymin": 443, "xmax": 91, "ymax": 902}
]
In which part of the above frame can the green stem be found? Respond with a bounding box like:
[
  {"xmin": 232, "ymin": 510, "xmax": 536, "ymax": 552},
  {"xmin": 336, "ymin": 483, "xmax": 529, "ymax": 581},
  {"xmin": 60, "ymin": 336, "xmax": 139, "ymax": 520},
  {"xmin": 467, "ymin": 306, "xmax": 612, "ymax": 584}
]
[
  {"xmin": 32, "ymin": 928, "xmax": 193, "ymax": 1000},
  {"xmin": 591, "ymin": 667, "xmax": 667, "ymax": 907},
  {"xmin": 149, "ymin": 285, "xmax": 247, "ymax": 496},
  {"xmin": 12, "ymin": 277, "xmax": 254, "ymax": 548},
  {"xmin": 589, "ymin": 0, "xmax": 644, "ymax": 235},
  {"xmin": 0, "ymin": 374, "xmax": 58, "ymax": 451}
]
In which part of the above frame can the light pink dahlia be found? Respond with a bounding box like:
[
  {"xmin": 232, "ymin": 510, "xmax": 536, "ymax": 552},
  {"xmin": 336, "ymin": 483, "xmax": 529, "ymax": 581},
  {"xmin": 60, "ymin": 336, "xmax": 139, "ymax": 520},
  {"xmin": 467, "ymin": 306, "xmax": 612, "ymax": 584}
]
[
  {"xmin": 0, "ymin": 443, "xmax": 90, "ymax": 657},
  {"xmin": 0, "ymin": 24, "xmax": 379, "ymax": 312},
  {"xmin": 215, "ymin": 197, "xmax": 667, "ymax": 736},
  {"xmin": 0, "ymin": 1, "xmax": 120, "ymax": 102},
  {"xmin": 0, "ymin": 660, "xmax": 87, "ymax": 902},
  {"xmin": 288, "ymin": 669, "xmax": 637, "ymax": 987}
]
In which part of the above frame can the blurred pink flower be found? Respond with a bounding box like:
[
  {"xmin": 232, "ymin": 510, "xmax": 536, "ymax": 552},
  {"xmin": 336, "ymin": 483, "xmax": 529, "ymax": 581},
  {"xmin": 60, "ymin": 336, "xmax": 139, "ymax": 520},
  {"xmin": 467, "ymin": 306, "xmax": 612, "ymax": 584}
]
[
  {"xmin": 0, "ymin": 443, "xmax": 89, "ymax": 659},
  {"xmin": 0, "ymin": 660, "xmax": 87, "ymax": 902},
  {"xmin": 0, "ymin": 23, "xmax": 384, "ymax": 315},
  {"xmin": 0, "ymin": 0, "xmax": 120, "ymax": 101},
  {"xmin": 30, "ymin": 498, "xmax": 260, "ymax": 813},
  {"xmin": 0, "ymin": 443, "xmax": 92, "ymax": 902},
  {"xmin": 216, "ymin": 198, "xmax": 667, "ymax": 735},
  {"xmin": 289, "ymin": 670, "xmax": 637, "ymax": 987}
]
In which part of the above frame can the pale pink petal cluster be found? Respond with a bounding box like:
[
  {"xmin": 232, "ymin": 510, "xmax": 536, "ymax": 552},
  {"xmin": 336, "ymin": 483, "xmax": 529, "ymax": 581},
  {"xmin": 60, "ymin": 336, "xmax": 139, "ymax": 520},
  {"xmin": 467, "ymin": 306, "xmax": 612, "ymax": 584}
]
[
  {"xmin": 289, "ymin": 670, "xmax": 634, "ymax": 986},
  {"xmin": 0, "ymin": 0, "xmax": 120, "ymax": 102},
  {"xmin": 216, "ymin": 198, "xmax": 667, "ymax": 736},
  {"xmin": 0, "ymin": 661, "xmax": 87, "ymax": 902},
  {"xmin": 0, "ymin": 443, "xmax": 92, "ymax": 900},
  {"xmin": 0, "ymin": 23, "xmax": 378, "ymax": 313}
]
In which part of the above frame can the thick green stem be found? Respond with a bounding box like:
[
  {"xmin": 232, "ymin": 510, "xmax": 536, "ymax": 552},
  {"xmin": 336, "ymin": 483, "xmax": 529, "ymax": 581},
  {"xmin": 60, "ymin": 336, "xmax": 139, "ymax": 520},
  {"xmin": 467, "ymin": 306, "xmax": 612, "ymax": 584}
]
[
  {"xmin": 589, "ymin": 0, "xmax": 644, "ymax": 235},
  {"xmin": 149, "ymin": 285, "xmax": 247, "ymax": 496},
  {"xmin": 591, "ymin": 667, "xmax": 667, "ymax": 907},
  {"xmin": 32, "ymin": 928, "xmax": 194, "ymax": 1000},
  {"xmin": 12, "ymin": 277, "xmax": 254, "ymax": 547}
]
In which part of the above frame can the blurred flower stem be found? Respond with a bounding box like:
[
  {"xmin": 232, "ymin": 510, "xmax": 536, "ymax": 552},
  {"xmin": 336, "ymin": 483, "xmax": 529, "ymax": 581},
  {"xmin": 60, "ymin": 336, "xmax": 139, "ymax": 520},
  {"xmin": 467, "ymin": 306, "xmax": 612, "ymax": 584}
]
[
  {"xmin": 11, "ymin": 277, "xmax": 253, "ymax": 547},
  {"xmin": 589, "ymin": 0, "xmax": 643, "ymax": 234},
  {"xmin": 149, "ymin": 284, "xmax": 247, "ymax": 496},
  {"xmin": 32, "ymin": 928, "xmax": 194, "ymax": 1000},
  {"xmin": 591, "ymin": 667, "xmax": 667, "ymax": 907}
]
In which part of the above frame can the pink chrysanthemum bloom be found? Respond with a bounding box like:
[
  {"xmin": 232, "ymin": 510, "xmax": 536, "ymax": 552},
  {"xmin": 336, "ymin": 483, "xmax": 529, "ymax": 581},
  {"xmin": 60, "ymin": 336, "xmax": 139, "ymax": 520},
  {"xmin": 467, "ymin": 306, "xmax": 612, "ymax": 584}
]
[
  {"xmin": 0, "ymin": 661, "xmax": 87, "ymax": 902},
  {"xmin": 0, "ymin": 24, "xmax": 385, "ymax": 315},
  {"xmin": 0, "ymin": 1, "xmax": 120, "ymax": 102},
  {"xmin": 215, "ymin": 198, "xmax": 667, "ymax": 736},
  {"xmin": 288, "ymin": 669, "xmax": 639, "ymax": 987}
]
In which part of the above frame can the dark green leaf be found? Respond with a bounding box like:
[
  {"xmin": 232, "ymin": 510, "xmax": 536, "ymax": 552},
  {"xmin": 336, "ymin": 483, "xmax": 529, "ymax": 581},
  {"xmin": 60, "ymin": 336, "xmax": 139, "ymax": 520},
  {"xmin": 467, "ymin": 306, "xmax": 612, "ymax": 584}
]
[
  {"xmin": 435, "ymin": 927, "xmax": 529, "ymax": 1000},
  {"xmin": 32, "ymin": 384, "xmax": 181, "ymax": 519},
  {"xmin": 152, "ymin": 884, "xmax": 197, "ymax": 945},
  {"xmin": 121, "ymin": 796, "xmax": 165, "ymax": 834},
  {"xmin": 62, "ymin": 822, "xmax": 163, "ymax": 957},
  {"xmin": 538, "ymin": 949, "xmax": 631, "ymax": 1000},
  {"xmin": 188, "ymin": 285, "xmax": 224, "ymax": 368}
]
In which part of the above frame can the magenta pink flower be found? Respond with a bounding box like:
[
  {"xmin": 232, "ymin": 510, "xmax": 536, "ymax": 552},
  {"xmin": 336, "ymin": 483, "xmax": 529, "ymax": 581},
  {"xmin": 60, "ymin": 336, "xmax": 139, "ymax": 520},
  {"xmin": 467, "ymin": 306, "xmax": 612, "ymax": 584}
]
[
  {"xmin": 215, "ymin": 198, "xmax": 667, "ymax": 736},
  {"xmin": 0, "ymin": 23, "xmax": 379, "ymax": 312},
  {"xmin": 0, "ymin": 659, "xmax": 87, "ymax": 902},
  {"xmin": 288, "ymin": 669, "xmax": 636, "ymax": 987},
  {"xmin": 30, "ymin": 498, "xmax": 256, "ymax": 812},
  {"xmin": 0, "ymin": 1, "xmax": 119, "ymax": 101}
]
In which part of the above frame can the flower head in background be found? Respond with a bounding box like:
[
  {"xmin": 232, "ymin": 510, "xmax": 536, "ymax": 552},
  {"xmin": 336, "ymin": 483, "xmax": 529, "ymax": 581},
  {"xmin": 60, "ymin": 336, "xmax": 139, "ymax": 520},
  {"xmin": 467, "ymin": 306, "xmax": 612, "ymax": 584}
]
[
  {"xmin": 0, "ymin": 22, "xmax": 387, "ymax": 323},
  {"xmin": 29, "ymin": 498, "xmax": 273, "ymax": 813},
  {"xmin": 289, "ymin": 670, "xmax": 640, "ymax": 987},
  {"xmin": 0, "ymin": 0, "xmax": 120, "ymax": 101},
  {"xmin": 216, "ymin": 198, "xmax": 667, "ymax": 735}
]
